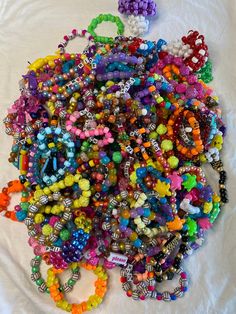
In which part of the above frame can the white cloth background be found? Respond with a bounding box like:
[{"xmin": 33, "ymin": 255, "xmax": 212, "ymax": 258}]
[{"xmin": 0, "ymin": 0, "xmax": 236, "ymax": 313}]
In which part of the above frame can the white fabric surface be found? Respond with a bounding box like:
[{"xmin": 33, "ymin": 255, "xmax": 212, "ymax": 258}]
[{"xmin": 0, "ymin": 0, "xmax": 236, "ymax": 313}]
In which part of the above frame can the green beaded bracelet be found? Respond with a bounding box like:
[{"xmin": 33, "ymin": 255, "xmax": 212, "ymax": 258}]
[
  {"xmin": 30, "ymin": 255, "xmax": 80, "ymax": 294},
  {"xmin": 87, "ymin": 13, "xmax": 124, "ymax": 44}
]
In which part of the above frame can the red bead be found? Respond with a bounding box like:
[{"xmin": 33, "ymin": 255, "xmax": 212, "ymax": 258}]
[
  {"xmin": 158, "ymin": 51, "xmax": 168, "ymax": 59},
  {"xmin": 120, "ymin": 277, "xmax": 127, "ymax": 283}
]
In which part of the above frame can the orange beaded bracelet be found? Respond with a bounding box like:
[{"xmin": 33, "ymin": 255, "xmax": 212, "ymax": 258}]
[
  {"xmin": 47, "ymin": 262, "xmax": 108, "ymax": 313},
  {"xmin": 167, "ymin": 108, "xmax": 204, "ymax": 158},
  {"xmin": 0, "ymin": 180, "xmax": 25, "ymax": 221}
]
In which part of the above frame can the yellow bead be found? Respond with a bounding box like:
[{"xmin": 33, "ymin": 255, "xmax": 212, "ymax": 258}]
[
  {"xmin": 50, "ymin": 184, "xmax": 60, "ymax": 192},
  {"xmin": 42, "ymin": 224, "xmax": 53, "ymax": 236},
  {"xmin": 34, "ymin": 190, "xmax": 44, "ymax": 200},
  {"xmin": 74, "ymin": 174, "xmax": 81, "ymax": 182},
  {"xmin": 82, "ymin": 190, "xmax": 91, "ymax": 197},
  {"xmin": 64, "ymin": 175, "xmax": 74, "ymax": 187},
  {"xmin": 34, "ymin": 213, "xmax": 45, "ymax": 224},
  {"xmin": 48, "ymin": 142, "xmax": 55, "ymax": 148},
  {"xmin": 78, "ymin": 178, "xmax": 90, "ymax": 191},
  {"xmin": 44, "ymin": 205, "xmax": 51, "ymax": 214},
  {"xmin": 43, "ymin": 187, "xmax": 51, "ymax": 195},
  {"xmin": 73, "ymin": 199, "xmax": 81, "ymax": 208},
  {"xmin": 78, "ymin": 196, "xmax": 89, "ymax": 207},
  {"xmin": 129, "ymin": 232, "xmax": 138, "ymax": 241},
  {"xmin": 89, "ymin": 160, "xmax": 95, "ymax": 167}
]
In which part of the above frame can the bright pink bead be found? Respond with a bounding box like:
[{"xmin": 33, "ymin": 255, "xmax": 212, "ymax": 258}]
[
  {"xmin": 157, "ymin": 295, "xmax": 162, "ymax": 301},
  {"xmin": 49, "ymin": 216, "xmax": 60, "ymax": 227},
  {"xmin": 140, "ymin": 295, "xmax": 145, "ymax": 301},
  {"xmin": 181, "ymin": 272, "xmax": 187, "ymax": 279}
]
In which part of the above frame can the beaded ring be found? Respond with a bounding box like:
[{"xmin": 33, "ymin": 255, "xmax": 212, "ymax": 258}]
[
  {"xmin": 31, "ymin": 255, "xmax": 80, "ymax": 293},
  {"xmin": 27, "ymin": 125, "xmax": 76, "ymax": 187},
  {"xmin": 58, "ymin": 29, "xmax": 95, "ymax": 54},
  {"xmin": 87, "ymin": 14, "xmax": 124, "ymax": 44},
  {"xmin": 0, "ymin": 180, "xmax": 24, "ymax": 221},
  {"xmin": 47, "ymin": 262, "xmax": 108, "ymax": 313},
  {"xmin": 153, "ymin": 268, "xmax": 188, "ymax": 302},
  {"xmin": 25, "ymin": 192, "xmax": 73, "ymax": 246}
]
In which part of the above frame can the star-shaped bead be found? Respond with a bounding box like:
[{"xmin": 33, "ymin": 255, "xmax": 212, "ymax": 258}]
[
  {"xmin": 154, "ymin": 179, "xmax": 171, "ymax": 197},
  {"xmin": 168, "ymin": 172, "xmax": 183, "ymax": 190},
  {"xmin": 182, "ymin": 174, "xmax": 197, "ymax": 192}
]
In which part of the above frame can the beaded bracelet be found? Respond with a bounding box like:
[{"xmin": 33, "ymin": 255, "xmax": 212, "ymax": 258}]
[
  {"xmin": 153, "ymin": 268, "xmax": 188, "ymax": 301},
  {"xmin": 0, "ymin": 180, "xmax": 24, "ymax": 221},
  {"xmin": 25, "ymin": 192, "xmax": 73, "ymax": 246},
  {"xmin": 31, "ymin": 173, "xmax": 91, "ymax": 209},
  {"xmin": 31, "ymin": 255, "xmax": 80, "ymax": 293},
  {"xmin": 27, "ymin": 125, "xmax": 76, "ymax": 187},
  {"xmin": 47, "ymin": 262, "xmax": 108, "ymax": 313},
  {"xmin": 58, "ymin": 29, "xmax": 94, "ymax": 54},
  {"xmin": 87, "ymin": 14, "xmax": 124, "ymax": 44}
]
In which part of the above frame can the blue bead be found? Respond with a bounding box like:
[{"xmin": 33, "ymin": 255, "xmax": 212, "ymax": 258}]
[
  {"xmin": 170, "ymin": 294, "xmax": 177, "ymax": 300},
  {"xmin": 160, "ymin": 197, "xmax": 167, "ymax": 204},
  {"xmin": 133, "ymin": 239, "xmax": 142, "ymax": 248},
  {"xmin": 136, "ymin": 167, "xmax": 147, "ymax": 179},
  {"xmin": 143, "ymin": 208, "xmax": 151, "ymax": 217},
  {"xmin": 183, "ymin": 287, "xmax": 188, "ymax": 292},
  {"xmin": 120, "ymin": 218, "xmax": 129, "ymax": 226}
]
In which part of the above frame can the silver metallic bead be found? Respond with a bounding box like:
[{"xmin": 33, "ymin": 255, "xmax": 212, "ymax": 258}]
[
  {"xmin": 63, "ymin": 212, "xmax": 72, "ymax": 221},
  {"xmin": 63, "ymin": 283, "xmax": 73, "ymax": 293},
  {"xmin": 174, "ymin": 287, "xmax": 184, "ymax": 298},
  {"xmin": 102, "ymin": 222, "xmax": 111, "ymax": 231},
  {"xmin": 132, "ymin": 291, "xmax": 140, "ymax": 300},
  {"xmin": 53, "ymin": 192, "xmax": 61, "ymax": 200},
  {"xmin": 31, "ymin": 273, "xmax": 41, "ymax": 282},
  {"xmin": 38, "ymin": 283, "xmax": 47, "ymax": 293},
  {"xmin": 122, "ymin": 282, "xmax": 131, "ymax": 291},
  {"xmin": 62, "ymin": 198, "xmax": 72, "ymax": 207},
  {"xmin": 39, "ymin": 195, "xmax": 48, "ymax": 205},
  {"xmin": 28, "ymin": 205, "xmax": 38, "ymax": 213},
  {"xmin": 162, "ymin": 291, "xmax": 171, "ymax": 302}
]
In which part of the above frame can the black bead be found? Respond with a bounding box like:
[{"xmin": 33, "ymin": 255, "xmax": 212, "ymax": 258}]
[
  {"xmin": 156, "ymin": 252, "xmax": 165, "ymax": 259},
  {"xmin": 167, "ymin": 271, "xmax": 175, "ymax": 280},
  {"xmin": 182, "ymin": 236, "xmax": 188, "ymax": 242},
  {"xmin": 156, "ymin": 276, "xmax": 163, "ymax": 282}
]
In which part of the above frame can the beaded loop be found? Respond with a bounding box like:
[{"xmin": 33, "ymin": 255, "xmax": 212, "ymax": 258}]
[
  {"xmin": 87, "ymin": 14, "xmax": 125, "ymax": 44},
  {"xmin": 47, "ymin": 262, "xmax": 108, "ymax": 312},
  {"xmin": 58, "ymin": 29, "xmax": 95, "ymax": 54}
]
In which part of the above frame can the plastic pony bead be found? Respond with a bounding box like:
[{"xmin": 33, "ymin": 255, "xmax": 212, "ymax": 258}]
[
  {"xmin": 162, "ymin": 39, "xmax": 193, "ymax": 59},
  {"xmin": 180, "ymin": 198, "xmax": 200, "ymax": 215},
  {"xmin": 167, "ymin": 216, "xmax": 185, "ymax": 231},
  {"xmin": 127, "ymin": 15, "xmax": 149, "ymax": 37}
]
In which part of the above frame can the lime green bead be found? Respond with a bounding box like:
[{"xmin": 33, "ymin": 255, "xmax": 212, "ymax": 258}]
[
  {"xmin": 161, "ymin": 139, "xmax": 173, "ymax": 152},
  {"xmin": 42, "ymin": 224, "xmax": 53, "ymax": 236},
  {"xmin": 156, "ymin": 124, "xmax": 167, "ymax": 135},
  {"xmin": 167, "ymin": 156, "xmax": 179, "ymax": 168},
  {"xmin": 149, "ymin": 131, "xmax": 158, "ymax": 140}
]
